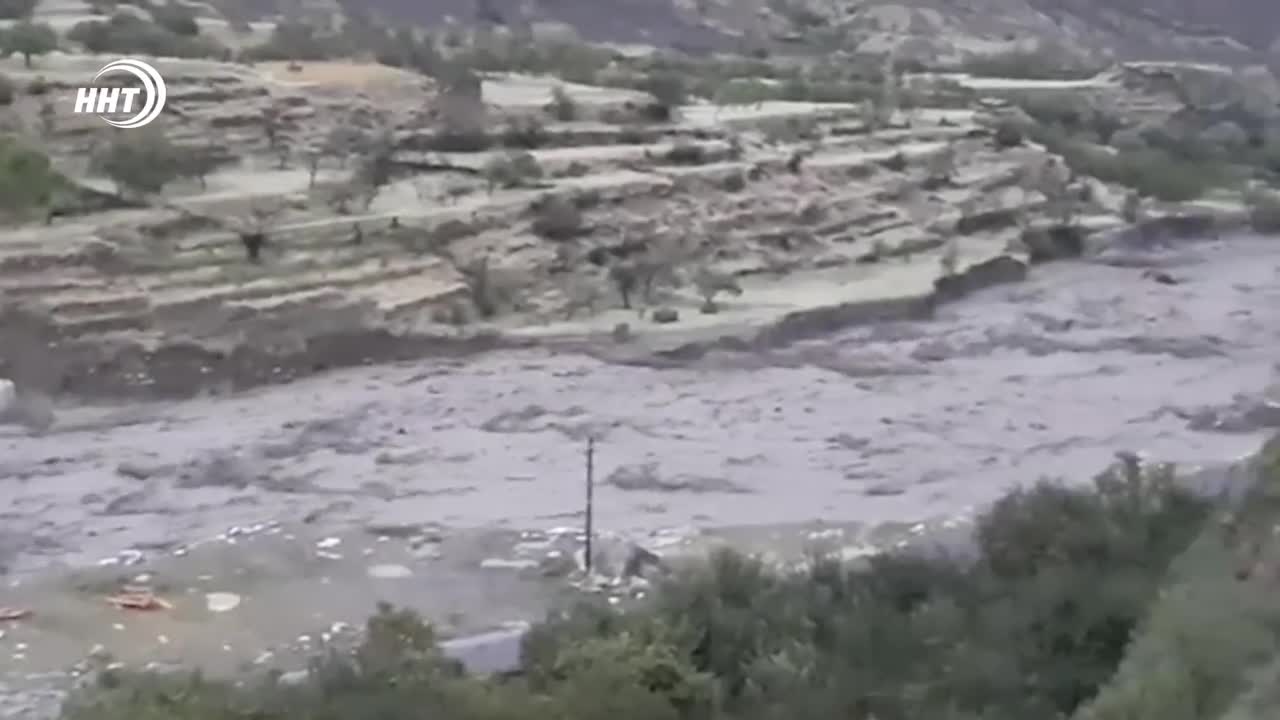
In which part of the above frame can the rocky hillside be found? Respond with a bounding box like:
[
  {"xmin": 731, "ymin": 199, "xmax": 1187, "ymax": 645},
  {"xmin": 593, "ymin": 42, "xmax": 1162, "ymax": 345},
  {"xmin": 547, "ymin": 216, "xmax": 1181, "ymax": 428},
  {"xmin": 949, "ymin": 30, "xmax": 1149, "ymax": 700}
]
[{"xmin": 315, "ymin": 0, "xmax": 1280, "ymax": 60}]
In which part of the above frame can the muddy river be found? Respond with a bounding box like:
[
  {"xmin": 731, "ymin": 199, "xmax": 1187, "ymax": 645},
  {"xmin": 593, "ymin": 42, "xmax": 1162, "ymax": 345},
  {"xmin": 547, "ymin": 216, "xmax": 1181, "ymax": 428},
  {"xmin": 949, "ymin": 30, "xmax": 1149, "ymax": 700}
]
[{"xmin": 1, "ymin": 233, "xmax": 1278, "ymax": 716}]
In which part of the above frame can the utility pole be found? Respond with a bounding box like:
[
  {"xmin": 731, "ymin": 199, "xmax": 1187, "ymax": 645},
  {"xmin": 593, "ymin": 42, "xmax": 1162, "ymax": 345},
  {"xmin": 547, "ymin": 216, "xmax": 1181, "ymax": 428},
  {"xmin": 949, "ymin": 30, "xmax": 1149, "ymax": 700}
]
[{"xmin": 584, "ymin": 436, "xmax": 595, "ymax": 576}]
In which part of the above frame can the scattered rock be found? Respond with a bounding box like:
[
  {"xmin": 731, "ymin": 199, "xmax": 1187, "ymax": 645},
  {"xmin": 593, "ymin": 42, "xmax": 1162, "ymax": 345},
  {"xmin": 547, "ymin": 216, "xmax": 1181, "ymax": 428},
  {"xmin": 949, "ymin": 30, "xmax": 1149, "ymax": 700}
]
[
  {"xmin": 0, "ymin": 389, "xmax": 56, "ymax": 434},
  {"xmin": 367, "ymin": 563, "xmax": 413, "ymax": 579},
  {"xmin": 480, "ymin": 404, "xmax": 548, "ymax": 433},
  {"xmin": 374, "ymin": 449, "xmax": 430, "ymax": 465},
  {"xmin": 1142, "ymin": 269, "xmax": 1180, "ymax": 285},
  {"xmin": 178, "ymin": 452, "xmax": 258, "ymax": 490},
  {"xmin": 277, "ymin": 669, "xmax": 309, "ymax": 686},
  {"xmin": 539, "ymin": 552, "xmax": 577, "ymax": 578},
  {"xmin": 621, "ymin": 545, "xmax": 666, "ymax": 579},
  {"xmin": 115, "ymin": 461, "xmax": 165, "ymax": 480},
  {"xmin": 1021, "ymin": 224, "xmax": 1086, "ymax": 263},
  {"xmin": 205, "ymin": 592, "xmax": 241, "ymax": 613},
  {"xmin": 933, "ymin": 255, "xmax": 1027, "ymax": 301},
  {"xmin": 651, "ymin": 307, "xmax": 680, "ymax": 324},
  {"xmin": 863, "ymin": 482, "xmax": 906, "ymax": 496},
  {"xmin": 480, "ymin": 558, "xmax": 539, "ymax": 571},
  {"xmin": 605, "ymin": 463, "xmax": 751, "ymax": 494}
]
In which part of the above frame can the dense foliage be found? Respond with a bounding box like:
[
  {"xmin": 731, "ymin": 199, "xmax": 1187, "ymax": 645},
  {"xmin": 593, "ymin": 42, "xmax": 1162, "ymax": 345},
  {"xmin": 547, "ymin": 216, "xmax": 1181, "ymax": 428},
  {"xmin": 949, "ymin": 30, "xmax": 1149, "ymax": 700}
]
[{"xmin": 0, "ymin": 137, "xmax": 67, "ymax": 218}]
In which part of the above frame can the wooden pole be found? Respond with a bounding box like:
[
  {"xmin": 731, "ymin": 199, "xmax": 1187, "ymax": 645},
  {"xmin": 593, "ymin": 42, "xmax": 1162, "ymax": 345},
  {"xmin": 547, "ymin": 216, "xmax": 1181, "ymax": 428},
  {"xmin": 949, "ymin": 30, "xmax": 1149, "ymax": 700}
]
[{"xmin": 584, "ymin": 436, "xmax": 595, "ymax": 576}]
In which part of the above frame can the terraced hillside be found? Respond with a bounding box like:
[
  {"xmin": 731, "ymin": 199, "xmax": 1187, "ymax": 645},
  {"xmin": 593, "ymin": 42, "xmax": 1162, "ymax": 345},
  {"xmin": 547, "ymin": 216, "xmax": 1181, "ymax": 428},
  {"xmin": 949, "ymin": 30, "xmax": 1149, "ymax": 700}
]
[{"xmin": 3, "ymin": 43, "xmax": 1268, "ymax": 405}]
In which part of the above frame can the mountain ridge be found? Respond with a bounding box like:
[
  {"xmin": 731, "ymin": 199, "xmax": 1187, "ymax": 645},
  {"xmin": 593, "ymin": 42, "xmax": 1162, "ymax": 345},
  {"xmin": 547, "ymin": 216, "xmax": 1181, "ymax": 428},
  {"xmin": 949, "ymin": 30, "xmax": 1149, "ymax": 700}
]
[{"xmin": 324, "ymin": 0, "xmax": 1280, "ymax": 59}]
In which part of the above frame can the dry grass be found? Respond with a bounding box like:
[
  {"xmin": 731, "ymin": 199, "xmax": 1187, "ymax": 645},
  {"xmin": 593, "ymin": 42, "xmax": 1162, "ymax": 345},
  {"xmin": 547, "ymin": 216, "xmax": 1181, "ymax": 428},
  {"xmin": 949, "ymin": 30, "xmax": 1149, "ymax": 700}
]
[{"xmin": 254, "ymin": 61, "xmax": 426, "ymax": 90}]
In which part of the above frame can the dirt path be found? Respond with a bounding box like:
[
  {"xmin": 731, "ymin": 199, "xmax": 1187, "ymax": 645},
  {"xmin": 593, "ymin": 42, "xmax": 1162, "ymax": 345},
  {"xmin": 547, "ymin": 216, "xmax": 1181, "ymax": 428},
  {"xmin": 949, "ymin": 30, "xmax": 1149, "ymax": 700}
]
[{"xmin": 1, "ymin": 233, "xmax": 1278, "ymax": 714}]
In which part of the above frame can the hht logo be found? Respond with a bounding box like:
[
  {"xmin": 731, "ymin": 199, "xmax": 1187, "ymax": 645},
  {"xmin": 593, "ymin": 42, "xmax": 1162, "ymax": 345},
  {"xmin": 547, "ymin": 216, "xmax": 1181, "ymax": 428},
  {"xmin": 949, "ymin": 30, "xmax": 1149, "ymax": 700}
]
[{"xmin": 72, "ymin": 58, "xmax": 167, "ymax": 129}]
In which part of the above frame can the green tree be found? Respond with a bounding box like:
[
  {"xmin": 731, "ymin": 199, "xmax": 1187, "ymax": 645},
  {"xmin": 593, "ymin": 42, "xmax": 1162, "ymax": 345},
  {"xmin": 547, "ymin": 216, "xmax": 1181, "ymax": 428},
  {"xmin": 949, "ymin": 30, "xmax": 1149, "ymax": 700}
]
[
  {"xmin": 643, "ymin": 71, "xmax": 687, "ymax": 117},
  {"xmin": 0, "ymin": 0, "xmax": 37, "ymax": 20},
  {"xmin": 0, "ymin": 73, "xmax": 14, "ymax": 105},
  {"xmin": 151, "ymin": 1, "xmax": 199, "ymax": 36},
  {"xmin": 0, "ymin": 137, "xmax": 63, "ymax": 218},
  {"xmin": 92, "ymin": 130, "xmax": 183, "ymax": 197},
  {"xmin": 5, "ymin": 20, "xmax": 57, "ymax": 68}
]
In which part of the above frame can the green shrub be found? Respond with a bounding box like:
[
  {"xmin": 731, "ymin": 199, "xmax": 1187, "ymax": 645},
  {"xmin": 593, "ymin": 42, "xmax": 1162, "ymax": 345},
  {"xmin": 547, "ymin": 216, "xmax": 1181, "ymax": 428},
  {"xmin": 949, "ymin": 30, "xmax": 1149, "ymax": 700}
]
[
  {"xmin": 25, "ymin": 75, "xmax": 48, "ymax": 95},
  {"xmin": 92, "ymin": 130, "xmax": 185, "ymax": 197},
  {"xmin": 1245, "ymin": 189, "xmax": 1280, "ymax": 233},
  {"xmin": 428, "ymin": 130, "xmax": 491, "ymax": 153},
  {"xmin": 2, "ymin": 19, "xmax": 57, "ymax": 67},
  {"xmin": 0, "ymin": 0, "xmax": 37, "ymax": 19},
  {"xmin": 483, "ymin": 150, "xmax": 543, "ymax": 189},
  {"xmin": 0, "ymin": 137, "xmax": 65, "ymax": 217},
  {"xmin": 68, "ymin": 13, "xmax": 225, "ymax": 58},
  {"xmin": 1031, "ymin": 126, "xmax": 1223, "ymax": 201},
  {"xmin": 500, "ymin": 116, "xmax": 548, "ymax": 149},
  {"xmin": 548, "ymin": 85, "xmax": 577, "ymax": 122},
  {"xmin": 642, "ymin": 71, "xmax": 687, "ymax": 115},
  {"xmin": 150, "ymin": 1, "xmax": 200, "ymax": 36},
  {"xmin": 530, "ymin": 194, "xmax": 584, "ymax": 239},
  {"xmin": 242, "ymin": 20, "xmax": 353, "ymax": 61},
  {"xmin": 961, "ymin": 48, "xmax": 1103, "ymax": 80},
  {"xmin": 993, "ymin": 119, "xmax": 1024, "ymax": 148},
  {"xmin": 1018, "ymin": 95, "xmax": 1122, "ymax": 143},
  {"xmin": 1219, "ymin": 655, "xmax": 1280, "ymax": 720},
  {"xmin": 664, "ymin": 141, "xmax": 707, "ymax": 165}
]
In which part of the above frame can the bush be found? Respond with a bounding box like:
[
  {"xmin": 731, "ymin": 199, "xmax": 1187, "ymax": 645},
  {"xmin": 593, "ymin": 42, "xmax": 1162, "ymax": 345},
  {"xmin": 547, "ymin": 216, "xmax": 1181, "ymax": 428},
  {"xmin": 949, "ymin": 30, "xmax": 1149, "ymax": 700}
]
[
  {"xmin": 1077, "ymin": 445, "xmax": 1280, "ymax": 720},
  {"xmin": 0, "ymin": 137, "xmax": 65, "ymax": 217},
  {"xmin": 0, "ymin": 73, "xmax": 14, "ymax": 106},
  {"xmin": 1031, "ymin": 126, "xmax": 1223, "ymax": 202},
  {"xmin": 522, "ymin": 458, "xmax": 1212, "ymax": 720},
  {"xmin": 68, "ymin": 13, "xmax": 225, "ymax": 58},
  {"xmin": 993, "ymin": 119, "xmax": 1024, "ymax": 148},
  {"xmin": 1018, "ymin": 95, "xmax": 1122, "ymax": 144},
  {"xmin": 150, "ymin": 0, "xmax": 200, "ymax": 36},
  {"xmin": 25, "ymin": 75, "xmax": 48, "ymax": 95},
  {"xmin": 242, "ymin": 20, "xmax": 353, "ymax": 61},
  {"xmin": 530, "ymin": 194, "xmax": 584, "ymax": 239},
  {"xmin": 3, "ymin": 19, "xmax": 57, "ymax": 67},
  {"xmin": 642, "ymin": 71, "xmax": 687, "ymax": 114},
  {"xmin": 484, "ymin": 150, "xmax": 543, "ymax": 190},
  {"xmin": 500, "ymin": 116, "xmax": 548, "ymax": 149},
  {"xmin": 664, "ymin": 141, "xmax": 707, "ymax": 165},
  {"xmin": 960, "ymin": 47, "xmax": 1103, "ymax": 80},
  {"xmin": 92, "ymin": 130, "xmax": 185, "ymax": 197},
  {"xmin": 549, "ymin": 85, "xmax": 577, "ymax": 122},
  {"xmin": 1246, "ymin": 189, "xmax": 1280, "ymax": 233},
  {"xmin": 0, "ymin": 0, "xmax": 36, "ymax": 20}
]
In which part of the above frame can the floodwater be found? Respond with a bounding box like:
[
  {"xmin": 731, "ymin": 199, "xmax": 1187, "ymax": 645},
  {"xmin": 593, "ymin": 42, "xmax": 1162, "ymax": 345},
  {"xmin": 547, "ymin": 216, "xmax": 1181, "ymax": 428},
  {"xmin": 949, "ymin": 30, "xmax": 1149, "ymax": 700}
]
[{"xmin": 1, "ymin": 233, "xmax": 1278, "ymax": 714}]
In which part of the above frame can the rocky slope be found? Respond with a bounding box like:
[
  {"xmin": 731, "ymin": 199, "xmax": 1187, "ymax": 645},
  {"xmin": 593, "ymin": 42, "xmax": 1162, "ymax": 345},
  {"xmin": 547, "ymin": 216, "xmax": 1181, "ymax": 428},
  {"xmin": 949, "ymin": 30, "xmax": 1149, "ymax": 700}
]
[{"xmin": 307, "ymin": 0, "xmax": 1280, "ymax": 59}]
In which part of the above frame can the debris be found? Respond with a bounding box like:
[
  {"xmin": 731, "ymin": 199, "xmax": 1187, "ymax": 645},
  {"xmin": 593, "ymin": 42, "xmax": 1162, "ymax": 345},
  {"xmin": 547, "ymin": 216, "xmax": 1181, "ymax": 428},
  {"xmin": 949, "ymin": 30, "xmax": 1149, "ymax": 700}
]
[
  {"xmin": 366, "ymin": 563, "xmax": 412, "ymax": 579},
  {"xmin": 206, "ymin": 592, "xmax": 242, "ymax": 613},
  {"xmin": 97, "ymin": 549, "xmax": 145, "ymax": 567},
  {"xmin": 0, "ymin": 607, "xmax": 32, "ymax": 621},
  {"xmin": 106, "ymin": 592, "xmax": 172, "ymax": 611},
  {"xmin": 479, "ymin": 558, "xmax": 538, "ymax": 571},
  {"xmin": 622, "ymin": 545, "xmax": 666, "ymax": 579},
  {"xmin": 316, "ymin": 537, "xmax": 341, "ymax": 549}
]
